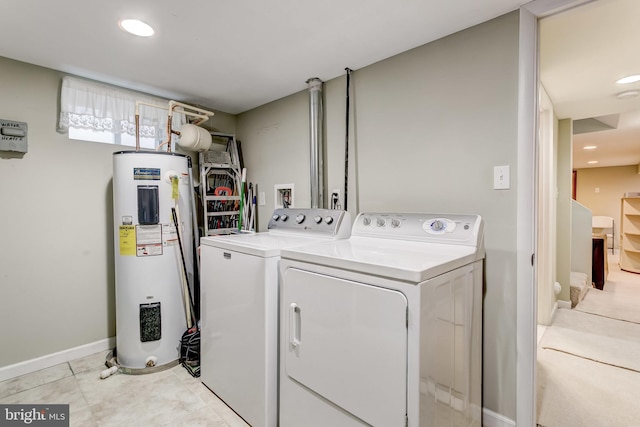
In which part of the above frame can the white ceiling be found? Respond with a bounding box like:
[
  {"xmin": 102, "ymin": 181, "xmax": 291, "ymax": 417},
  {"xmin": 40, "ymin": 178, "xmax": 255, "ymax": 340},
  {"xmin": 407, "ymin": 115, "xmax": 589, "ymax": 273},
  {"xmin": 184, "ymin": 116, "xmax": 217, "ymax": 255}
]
[
  {"xmin": 540, "ymin": 0, "xmax": 640, "ymax": 169},
  {"xmin": 1, "ymin": 0, "xmax": 636, "ymax": 170},
  {"xmin": 0, "ymin": 0, "xmax": 525, "ymax": 114}
]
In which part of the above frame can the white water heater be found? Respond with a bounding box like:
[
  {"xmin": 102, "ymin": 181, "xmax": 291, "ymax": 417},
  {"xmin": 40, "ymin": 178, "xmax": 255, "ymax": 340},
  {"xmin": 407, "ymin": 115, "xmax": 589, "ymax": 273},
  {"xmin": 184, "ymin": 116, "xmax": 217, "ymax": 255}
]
[{"xmin": 113, "ymin": 151, "xmax": 194, "ymax": 371}]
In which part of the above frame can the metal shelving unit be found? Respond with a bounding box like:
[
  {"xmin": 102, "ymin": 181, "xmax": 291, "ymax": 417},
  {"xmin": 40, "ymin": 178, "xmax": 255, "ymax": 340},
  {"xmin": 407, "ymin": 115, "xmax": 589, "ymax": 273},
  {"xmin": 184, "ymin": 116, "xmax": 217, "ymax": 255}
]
[{"xmin": 199, "ymin": 132, "xmax": 242, "ymax": 236}]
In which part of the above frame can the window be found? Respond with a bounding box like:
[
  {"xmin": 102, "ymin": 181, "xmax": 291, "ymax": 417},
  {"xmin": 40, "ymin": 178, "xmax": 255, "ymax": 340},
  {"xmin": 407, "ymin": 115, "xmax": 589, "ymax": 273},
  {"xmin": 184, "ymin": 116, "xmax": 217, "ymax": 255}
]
[
  {"xmin": 67, "ymin": 127, "xmax": 157, "ymax": 149},
  {"xmin": 58, "ymin": 76, "xmax": 185, "ymax": 150}
]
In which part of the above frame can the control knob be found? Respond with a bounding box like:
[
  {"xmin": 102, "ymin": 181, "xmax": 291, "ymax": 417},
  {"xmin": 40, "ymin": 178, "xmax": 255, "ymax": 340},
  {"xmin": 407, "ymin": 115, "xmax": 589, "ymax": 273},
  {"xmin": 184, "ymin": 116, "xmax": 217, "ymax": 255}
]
[
  {"xmin": 362, "ymin": 216, "xmax": 372, "ymax": 226},
  {"xmin": 391, "ymin": 218, "xmax": 401, "ymax": 228},
  {"xmin": 296, "ymin": 214, "xmax": 305, "ymax": 224},
  {"xmin": 314, "ymin": 215, "xmax": 323, "ymax": 224},
  {"xmin": 272, "ymin": 214, "xmax": 280, "ymax": 221},
  {"xmin": 324, "ymin": 216, "xmax": 334, "ymax": 224},
  {"xmin": 431, "ymin": 219, "xmax": 445, "ymax": 231},
  {"xmin": 281, "ymin": 214, "xmax": 289, "ymax": 222},
  {"xmin": 376, "ymin": 217, "xmax": 386, "ymax": 227}
]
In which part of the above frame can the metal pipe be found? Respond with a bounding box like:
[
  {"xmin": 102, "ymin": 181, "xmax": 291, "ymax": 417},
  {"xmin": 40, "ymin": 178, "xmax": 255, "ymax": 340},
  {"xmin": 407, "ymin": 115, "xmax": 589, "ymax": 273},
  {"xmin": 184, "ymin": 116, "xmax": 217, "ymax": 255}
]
[
  {"xmin": 307, "ymin": 77, "xmax": 324, "ymax": 209},
  {"xmin": 135, "ymin": 114, "xmax": 140, "ymax": 151},
  {"xmin": 134, "ymin": 100, "xmax": 214, "ymax": 152},
  {"xmin": 166, "ymin": 115, "xmax": 173, "ymax": 152},
  {"xmin": 162, "ymin": 101, "xmax": 214, "ymax": 152},
  {"xmin": 344, "ymin": 68, "xmax": 352, "ymax": 211},
  {"xmin": 168, "ymin": 100, "xmax": 214, "ymax": 125}
]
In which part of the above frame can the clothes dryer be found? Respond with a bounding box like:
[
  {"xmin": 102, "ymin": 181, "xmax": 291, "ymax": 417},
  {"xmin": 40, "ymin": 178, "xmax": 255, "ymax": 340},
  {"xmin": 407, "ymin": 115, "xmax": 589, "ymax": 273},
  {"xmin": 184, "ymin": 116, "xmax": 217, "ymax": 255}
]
[
  {"xmin": 278, "ymin": 212, "xmax": 485, "ymax": 427},
  {"xmin": 200, "ymin": 208, "xmax": 351, "ymax": 427}
]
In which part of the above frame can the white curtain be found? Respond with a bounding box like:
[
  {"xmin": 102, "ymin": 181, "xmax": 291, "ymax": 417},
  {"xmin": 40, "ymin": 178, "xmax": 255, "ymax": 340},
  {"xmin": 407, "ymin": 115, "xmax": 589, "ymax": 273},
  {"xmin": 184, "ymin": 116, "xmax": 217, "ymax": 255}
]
[{"xmin": 58, "ymin": 76, "xmax": 185, "ymax": 142}]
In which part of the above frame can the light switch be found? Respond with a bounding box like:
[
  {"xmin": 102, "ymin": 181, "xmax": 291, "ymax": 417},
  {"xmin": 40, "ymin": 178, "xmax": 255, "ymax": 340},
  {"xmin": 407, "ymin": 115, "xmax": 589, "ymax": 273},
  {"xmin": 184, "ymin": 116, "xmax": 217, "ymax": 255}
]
[{"xmin": 493, "ymin": 165, "xmax": 510, "ymax": 190}]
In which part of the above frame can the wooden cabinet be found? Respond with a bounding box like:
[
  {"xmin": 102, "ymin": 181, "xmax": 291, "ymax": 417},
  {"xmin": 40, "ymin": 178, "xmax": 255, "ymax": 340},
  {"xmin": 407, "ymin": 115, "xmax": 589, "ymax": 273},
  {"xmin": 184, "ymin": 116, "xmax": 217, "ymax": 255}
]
[
  {"xmin": 620, "ymin": 196, "xmax": 640, "ymax": 273},
  {"xmin": 592, "ymin": 236, "xmax": 608, "ymax": 289}
]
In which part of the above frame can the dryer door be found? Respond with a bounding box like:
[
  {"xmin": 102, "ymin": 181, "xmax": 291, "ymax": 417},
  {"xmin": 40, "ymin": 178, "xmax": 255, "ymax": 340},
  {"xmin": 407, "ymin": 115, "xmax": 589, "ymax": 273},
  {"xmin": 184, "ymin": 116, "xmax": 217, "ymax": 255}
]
[{"xmin": 282, "ymin": 268, "xmax": 408, "ymax": 426}]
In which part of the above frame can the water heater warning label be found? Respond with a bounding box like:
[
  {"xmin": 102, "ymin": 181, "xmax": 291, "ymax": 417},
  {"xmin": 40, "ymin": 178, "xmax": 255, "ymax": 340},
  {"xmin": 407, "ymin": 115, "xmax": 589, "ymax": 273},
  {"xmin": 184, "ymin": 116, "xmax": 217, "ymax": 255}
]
[
  {"xmin": 136, "ymin": 225, "xmax": 163, "ymax": 256},
  {"xmin": 163, "ymin": 223, "xmax": 178, "ymax": 246},
  {"xmin": 119, "ymin": 226, "xmax": 136, "ymax": 256}
]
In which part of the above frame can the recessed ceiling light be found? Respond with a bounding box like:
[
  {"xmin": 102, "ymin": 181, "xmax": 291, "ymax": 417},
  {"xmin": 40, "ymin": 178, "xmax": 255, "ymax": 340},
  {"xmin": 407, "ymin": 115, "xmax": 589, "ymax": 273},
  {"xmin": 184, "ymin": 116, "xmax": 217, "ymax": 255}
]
[
  {"xmin": 616, "ymin": 90, "xmax": 640, "ymax": 99},
  {"xmin": 616, "ymin": 75, "xmax": 640, "ymax": 85},
  {"xmin": 583, "ymin": 146, "xmax": 597, "ymax": 150},
  {"xmin": 587, "ymin": 160, "xmax": 599, "ymax": 164},
  {"xmin": 119, "ymin": 19, "xmax": 154, "ymax": 37}
]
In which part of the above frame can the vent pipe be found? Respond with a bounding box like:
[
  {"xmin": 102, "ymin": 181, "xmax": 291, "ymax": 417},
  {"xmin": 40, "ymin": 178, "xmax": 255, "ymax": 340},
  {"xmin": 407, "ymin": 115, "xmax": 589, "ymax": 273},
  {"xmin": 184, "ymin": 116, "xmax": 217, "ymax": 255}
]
[{"xmin": 307, "ymin": 77, "xmax": 324, "ymax": 208}]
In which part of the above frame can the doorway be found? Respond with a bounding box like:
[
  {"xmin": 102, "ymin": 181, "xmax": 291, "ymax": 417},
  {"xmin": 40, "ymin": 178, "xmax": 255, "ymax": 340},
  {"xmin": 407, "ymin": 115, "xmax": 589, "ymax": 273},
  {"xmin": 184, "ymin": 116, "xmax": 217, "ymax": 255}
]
[{"xmin": 522, "ymin": 0, "xmax": 640, "ymax": 425}]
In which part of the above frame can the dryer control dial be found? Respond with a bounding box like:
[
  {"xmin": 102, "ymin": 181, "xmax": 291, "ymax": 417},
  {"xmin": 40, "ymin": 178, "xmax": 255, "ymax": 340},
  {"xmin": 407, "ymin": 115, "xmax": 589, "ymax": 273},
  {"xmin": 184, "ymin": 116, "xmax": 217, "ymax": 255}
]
[
  {"xmin": 362, "ymin": 216, "xmax": 372, "ymax": 226},
  {"xmin": 296, "ymin": 214, "xmax": 305, "ymax": 224},
  {"xmin": 281, "ymin": 214, "xmax": 289, "ymax": 222},
  {"xmin": 324, "ymin": 216, "xmax": 334, "ymax": 224},
  {"xmin": 431, "ymin": 219, "xmax": 445, "ymax": 231},
  {"xmin": 424, "ymin": 218, "xmax": 456, "ymax": 234},
  {"xmin": 376, "ymin": 217, "xmax": 386, "ymax": 227},
  {"xmin": 391, "ymin": 218, "xmax": 401, "ymax": 228},
  {"xmin": 272, "ymin": 214, "xmax": 280, "ymax": 221},
  {"xmin": 314, "ymin": 215, "xmax": 323, "ymax": 224}
]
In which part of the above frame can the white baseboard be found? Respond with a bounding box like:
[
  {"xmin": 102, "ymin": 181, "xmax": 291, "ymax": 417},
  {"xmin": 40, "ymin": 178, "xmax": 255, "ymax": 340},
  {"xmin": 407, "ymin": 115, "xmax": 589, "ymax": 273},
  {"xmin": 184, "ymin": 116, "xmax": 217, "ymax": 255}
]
[
  {"xmin": 549, "ymin": 300, "xmax": 559, "ymax": 323},
  {"xmin": 483, "ymin": 408, "xmax": 516, "ymax": 427},
  {"xmin": 548, "ymin": 299, "xmax": 571, "ymax": 324},
  {"xmin": 0, "ymin": 337, "xmax": 115, "ymax": 382}
]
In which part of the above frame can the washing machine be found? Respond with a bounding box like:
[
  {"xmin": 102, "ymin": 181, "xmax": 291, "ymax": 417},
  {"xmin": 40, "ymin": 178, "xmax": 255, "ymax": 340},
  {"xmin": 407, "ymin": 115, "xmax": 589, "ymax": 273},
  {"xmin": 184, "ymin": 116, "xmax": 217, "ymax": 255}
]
[
  {"xmin": 278, "ymin": 212, "xmax": 485, "ymax": 427},
  {"xmin": 200, "ymin": 208, "xmax": 351, "ymax": 427}
]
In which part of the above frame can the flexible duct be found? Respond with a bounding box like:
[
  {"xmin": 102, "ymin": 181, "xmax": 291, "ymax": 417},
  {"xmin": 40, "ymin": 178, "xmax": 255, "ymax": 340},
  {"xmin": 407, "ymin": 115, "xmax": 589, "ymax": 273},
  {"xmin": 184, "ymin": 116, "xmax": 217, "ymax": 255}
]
[{"xmin": 307, "ymin": 78, "xmax": 324, "ymax": 209}]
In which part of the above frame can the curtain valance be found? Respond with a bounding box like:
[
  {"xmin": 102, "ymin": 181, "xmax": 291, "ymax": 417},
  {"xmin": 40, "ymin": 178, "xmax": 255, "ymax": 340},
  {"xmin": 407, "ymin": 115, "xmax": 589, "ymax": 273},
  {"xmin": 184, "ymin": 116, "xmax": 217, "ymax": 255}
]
[{"xmin": 58, "ymin": 76, "xmax": 185, "ymax": 141}]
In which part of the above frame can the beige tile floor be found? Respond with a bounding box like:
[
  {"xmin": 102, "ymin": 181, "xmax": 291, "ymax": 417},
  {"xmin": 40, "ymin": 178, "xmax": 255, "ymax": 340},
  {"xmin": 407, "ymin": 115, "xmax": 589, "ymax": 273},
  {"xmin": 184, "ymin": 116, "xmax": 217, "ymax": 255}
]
[{"xmin": 0, "ymin": 351, "xmax": 249, "ymax": 427}]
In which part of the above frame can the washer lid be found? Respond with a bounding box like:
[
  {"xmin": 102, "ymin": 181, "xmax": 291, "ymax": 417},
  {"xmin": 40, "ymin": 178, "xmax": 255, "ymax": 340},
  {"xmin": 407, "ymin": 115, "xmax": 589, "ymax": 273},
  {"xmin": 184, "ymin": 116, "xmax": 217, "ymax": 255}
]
[
  {"xmin": 280, "ymin": 236, "xmax": 481, "ymax": 282},
  {"xmin": 200, "ymin": 233, "xmax": 322, "ymax": 257}
]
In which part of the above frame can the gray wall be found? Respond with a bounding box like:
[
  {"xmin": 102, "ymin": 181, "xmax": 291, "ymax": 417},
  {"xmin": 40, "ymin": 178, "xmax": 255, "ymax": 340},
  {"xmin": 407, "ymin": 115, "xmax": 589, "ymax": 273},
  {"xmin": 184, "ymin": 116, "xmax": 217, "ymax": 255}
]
[
  {"xmin": 1, "ymin": 10, "xmax": 522, "ymax": 421},
  {"xmin": 0, "ymin": 56, "xmax": 236, "ymax": 367},
  {"xmin": 238, "ymin": 11, "xmax": 520, "ymax": 420}
]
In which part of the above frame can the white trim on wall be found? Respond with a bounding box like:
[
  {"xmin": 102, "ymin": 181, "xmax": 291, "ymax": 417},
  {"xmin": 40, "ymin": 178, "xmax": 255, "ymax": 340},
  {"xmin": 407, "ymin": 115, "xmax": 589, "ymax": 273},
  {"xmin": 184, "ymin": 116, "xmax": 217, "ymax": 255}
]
[
  {"xmin": 516, "ymin": 6, "xmax": 538, "ymax": 426},
  {"xmin": 537, "ymin": 85, "xmax": 557, "ymax": 327},
  {"xmin": 0, "ymin": 337, "xmax": 115, "ymax": 382},
  {"xmin": 518, "ymin": 1, "xmax": 594, "ymax": 426}
]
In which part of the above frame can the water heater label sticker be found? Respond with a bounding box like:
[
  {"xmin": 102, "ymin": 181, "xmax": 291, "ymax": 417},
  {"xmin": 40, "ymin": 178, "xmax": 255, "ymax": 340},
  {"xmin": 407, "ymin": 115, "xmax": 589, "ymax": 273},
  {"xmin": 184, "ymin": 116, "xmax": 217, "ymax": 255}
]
[
  {"xmin": 136, "ymin": 225, "xmax": 163, "ymax": 257},
  {"xmin": 163, "ymin": 224, "xmax": 178, "ymax": 246},
  {"xmin": 133, "ymin": 167, "xmax": 161, "ymax": 180},
  {"xmin": 119, "ymin": 225, "xmax": 136, "ymax": 256}
]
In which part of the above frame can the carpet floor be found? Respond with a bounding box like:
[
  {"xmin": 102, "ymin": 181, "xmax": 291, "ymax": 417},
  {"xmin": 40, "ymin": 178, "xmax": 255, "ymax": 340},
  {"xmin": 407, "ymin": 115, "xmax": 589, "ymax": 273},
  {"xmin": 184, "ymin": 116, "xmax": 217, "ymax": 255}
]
[{"xmin": 537, "ymin": 252, "xmax": 640, "ymax": 427}]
